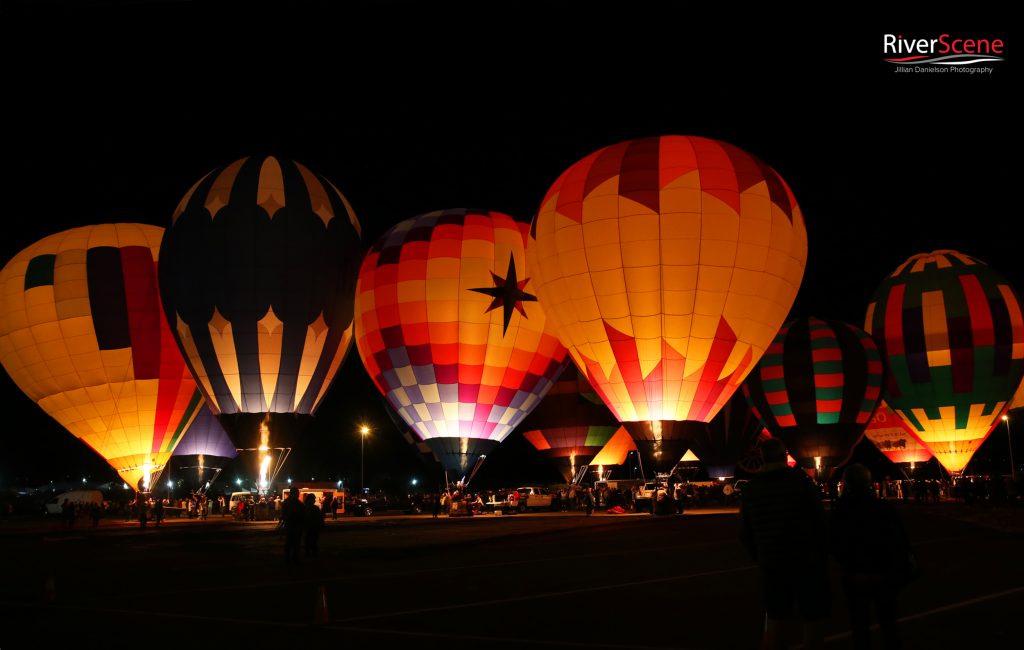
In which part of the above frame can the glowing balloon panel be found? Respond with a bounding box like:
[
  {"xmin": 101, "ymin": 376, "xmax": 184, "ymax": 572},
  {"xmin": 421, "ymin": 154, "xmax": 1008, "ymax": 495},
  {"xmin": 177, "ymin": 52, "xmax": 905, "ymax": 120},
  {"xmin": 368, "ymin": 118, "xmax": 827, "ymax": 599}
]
[
  {"xmin": 866, "ymin": 250, "xmax": 1024, "ymax": 473},
  {"xmin": 0, "ymin": 224, "xmax": 202, "ymax": 487},
  {"xmin": 528, "ymin": 135, "xmax": 807, "ymax": 425},
  {"xmin": 172, "ymin": 404, "xmax": 238, "ymax": 459},
  {"xmin": 355, "ymin": 209, "xmax": 566, "ymax": 443},
  {"xmin": 518, "ymin": 366, "xmax": 619, "ymax": 458},
  {"xmin": 862, "ymin": 401, "xmax": 932, "ymax": 465},
  {"xmin": 158, "ymin": 156, "xmax": 362, "ymax": 417}
]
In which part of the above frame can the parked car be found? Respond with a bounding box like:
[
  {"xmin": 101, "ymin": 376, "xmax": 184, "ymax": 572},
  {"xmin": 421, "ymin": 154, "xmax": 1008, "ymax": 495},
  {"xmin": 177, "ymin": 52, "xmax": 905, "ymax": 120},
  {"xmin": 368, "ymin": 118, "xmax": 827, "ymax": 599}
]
[{"xmin": 346, "ymin": 492, "xmax": 429, "ymax": 516}]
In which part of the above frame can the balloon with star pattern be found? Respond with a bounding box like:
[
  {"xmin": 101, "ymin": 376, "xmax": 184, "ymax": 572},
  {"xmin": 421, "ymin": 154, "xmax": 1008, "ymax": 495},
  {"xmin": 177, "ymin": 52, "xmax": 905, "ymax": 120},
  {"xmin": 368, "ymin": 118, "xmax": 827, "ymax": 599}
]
[{"xmin": 354, "ymin": 209, "xmax": 567, "ymax": 475}]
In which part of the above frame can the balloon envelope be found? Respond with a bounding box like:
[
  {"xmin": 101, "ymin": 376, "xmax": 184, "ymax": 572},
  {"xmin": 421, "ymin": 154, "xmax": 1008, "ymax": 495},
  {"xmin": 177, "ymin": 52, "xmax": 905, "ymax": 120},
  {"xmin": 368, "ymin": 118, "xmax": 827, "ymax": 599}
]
[
  {"xmin": 518, "ymin": 365, "xmax": 620, "ymax": 482},
  {"xmin": 862, "ymin": 401, "xmax": 932, "ymax": 465},
  {"xmin": 172, "ymin": 404, "xmax": 238, "ymax": 459},
  {"xmin": 354, "ymin": 209, "xmax": 567, "ymax": 475},
  {"xmin": 528, "ymin": 135, "xmax": 808, "ymax": 471},
  {"xmin": 158, "ymin": 155, "xmax": 363, "ymax": 450},
  {"xmin": 689, "ymin": 391, "xmax": 765, "ymax": 478},
  {"xmin": 865, "ymin": 250, "xmax": 1024, "ymax": 474},
  {"xmin": 0, "ymin": 224, "xmax": 202, "ymax": 488},
  {"xmin": 743, "ymin": 317, "xmax": 884, "ymax": 474}
]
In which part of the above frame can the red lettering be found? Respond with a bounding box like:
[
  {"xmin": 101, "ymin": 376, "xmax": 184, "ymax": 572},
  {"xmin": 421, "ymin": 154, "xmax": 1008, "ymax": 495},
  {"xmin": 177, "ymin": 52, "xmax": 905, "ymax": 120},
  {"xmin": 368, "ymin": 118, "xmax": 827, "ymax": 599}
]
[{"xmin": 938, "ymin": 33, "xmax": 950, "ymax": 53}]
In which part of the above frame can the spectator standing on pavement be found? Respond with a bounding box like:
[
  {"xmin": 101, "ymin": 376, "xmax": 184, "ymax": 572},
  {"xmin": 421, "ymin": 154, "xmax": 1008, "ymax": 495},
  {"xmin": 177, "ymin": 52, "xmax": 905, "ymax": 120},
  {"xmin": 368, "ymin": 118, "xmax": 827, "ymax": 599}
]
[
  {"xmin": 282, "ymin": 488, "xmax": 304, "ymax": 565},
  {"xmin": 153, "ymin": 498, "xmax": 164, "ymax": 527},
  {"xmin": 740, "ymin": 438, "xmax": 830, "ymax": 649},
  {"xmin": 830, "ymin": 463, "xmax": 914, "ymax": 650},
  {"xmin": 584, "ymin": 487, "xmax": 595, "ymax": 516},
  {"xmin": 303, "ymin": 493, "xmax": 324, "ymax": 558}
]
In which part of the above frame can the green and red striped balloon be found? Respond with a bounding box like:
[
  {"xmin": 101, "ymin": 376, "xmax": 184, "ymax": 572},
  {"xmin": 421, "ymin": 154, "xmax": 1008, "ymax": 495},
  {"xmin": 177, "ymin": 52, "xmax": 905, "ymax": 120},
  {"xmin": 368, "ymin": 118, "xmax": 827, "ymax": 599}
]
[
  {"xmin": 743, "ymin": 317, "xmax": 884, "ymax": 474},
  {"xmin": 865, "ymin": 250, "xmax": 1024, "ymax": 474}
]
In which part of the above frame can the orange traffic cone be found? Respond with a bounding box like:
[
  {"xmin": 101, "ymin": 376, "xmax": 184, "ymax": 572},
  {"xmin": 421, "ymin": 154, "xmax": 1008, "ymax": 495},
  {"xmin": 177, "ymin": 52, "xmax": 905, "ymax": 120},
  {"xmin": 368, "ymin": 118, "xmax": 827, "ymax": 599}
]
[
  {"xmin": 313, "ymin": 585, "xmax": 329, "ymax": 625},
  {"xmin": 44, "ymin": 576, "xmax": 56, "ymax": 604}
]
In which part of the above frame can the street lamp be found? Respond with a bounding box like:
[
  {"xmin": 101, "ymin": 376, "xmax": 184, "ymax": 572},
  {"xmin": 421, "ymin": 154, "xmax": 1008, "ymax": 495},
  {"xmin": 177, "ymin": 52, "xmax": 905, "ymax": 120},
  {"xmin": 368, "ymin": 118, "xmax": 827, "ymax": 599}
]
[
  {"xmin": 360, "ymin": 425, "xmax": 371, "ymax": 493},
  {"xmin": 1004, "ymin": 415, "xmax": 1017, "ymax": 482}
]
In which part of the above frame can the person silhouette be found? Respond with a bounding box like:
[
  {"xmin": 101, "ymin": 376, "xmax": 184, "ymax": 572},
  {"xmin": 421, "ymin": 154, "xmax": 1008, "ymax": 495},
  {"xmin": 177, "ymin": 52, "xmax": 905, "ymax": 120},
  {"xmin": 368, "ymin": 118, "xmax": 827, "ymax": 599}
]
[
  {"xmin": 740, "ymin": 438, "xmax": 830, "ymax": 649},
  {"xmin": 303, "ymin": 493, "xmax": 324, "ymax": 558},
  {"xmin": 830, "ymin": 463, "xmax": 914, "ymax": 650},
  {"xmin": 282, "ymin": 489, "xmax": 304, "ymax": 565}
]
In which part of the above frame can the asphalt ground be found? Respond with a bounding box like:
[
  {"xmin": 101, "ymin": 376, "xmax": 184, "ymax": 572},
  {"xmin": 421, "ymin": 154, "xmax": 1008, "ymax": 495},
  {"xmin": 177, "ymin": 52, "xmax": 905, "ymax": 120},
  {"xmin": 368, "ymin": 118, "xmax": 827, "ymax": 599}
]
[{"xmin": 1, "ymin": 503, "xmax": 1021, "ymax": 649}]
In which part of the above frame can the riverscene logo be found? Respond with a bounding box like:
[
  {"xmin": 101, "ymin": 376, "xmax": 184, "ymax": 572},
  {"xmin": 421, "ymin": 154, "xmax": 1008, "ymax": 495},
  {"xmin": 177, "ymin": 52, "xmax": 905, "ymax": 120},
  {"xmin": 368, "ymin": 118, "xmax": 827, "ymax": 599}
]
[{"xmin": 883, "ymin": 33, "xmax": 1004, "ymax": 74}]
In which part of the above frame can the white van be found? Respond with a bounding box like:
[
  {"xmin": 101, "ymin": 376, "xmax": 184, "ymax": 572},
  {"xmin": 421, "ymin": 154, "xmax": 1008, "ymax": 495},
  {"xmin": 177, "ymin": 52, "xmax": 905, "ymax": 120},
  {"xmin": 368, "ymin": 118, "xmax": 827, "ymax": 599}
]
[
  {"xmin": 228, "ymin": 491, "xmax": 254, "ymax": 512},
  {"xmin": 44, "ymin": 490, "xmax": 103, "ymax": 515}
]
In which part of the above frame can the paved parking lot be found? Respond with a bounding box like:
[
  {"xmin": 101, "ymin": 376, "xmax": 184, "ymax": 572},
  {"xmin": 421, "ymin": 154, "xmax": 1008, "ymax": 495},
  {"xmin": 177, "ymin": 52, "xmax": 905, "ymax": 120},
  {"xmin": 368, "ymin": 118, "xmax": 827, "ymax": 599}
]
[{"xmin": 1, "ymin": 504, "xmax": 1021, "ymax": 648}]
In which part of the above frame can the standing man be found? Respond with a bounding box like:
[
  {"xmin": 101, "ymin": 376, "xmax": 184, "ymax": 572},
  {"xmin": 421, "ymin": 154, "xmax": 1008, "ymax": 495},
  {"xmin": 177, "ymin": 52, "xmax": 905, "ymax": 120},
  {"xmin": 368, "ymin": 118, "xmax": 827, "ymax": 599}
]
[
  {"xmin": 153, "ymin": 498, "xmax": 164, "ymax": 528},
  {"xmin": 740, "ymin": 438, "xmax": 830, "ymax": 650},
  {"xmin": 282, "ymin": 489, "xmax": 304, "ymax": 566}
]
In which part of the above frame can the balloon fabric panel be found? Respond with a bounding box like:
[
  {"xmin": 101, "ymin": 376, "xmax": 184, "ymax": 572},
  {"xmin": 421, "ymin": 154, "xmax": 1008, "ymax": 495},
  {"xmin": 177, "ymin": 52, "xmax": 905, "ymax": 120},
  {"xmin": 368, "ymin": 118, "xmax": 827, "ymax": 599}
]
[{"xmin": 862, "ymin": 401, "xmax": 933, "ymax": 464}]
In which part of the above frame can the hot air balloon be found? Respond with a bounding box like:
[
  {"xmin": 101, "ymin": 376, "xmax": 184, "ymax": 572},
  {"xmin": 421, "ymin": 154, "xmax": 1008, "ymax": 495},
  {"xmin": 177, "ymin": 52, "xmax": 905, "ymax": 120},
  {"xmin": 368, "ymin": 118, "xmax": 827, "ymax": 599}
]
[
  {"xmin": 0, "ymin": 224, "xmax": 202, "ymax": 490},
  {"xmin": 687, "ymin": 390, "xmax": 765, "ymax": 479},
  {"xmin": 865, "ymin": 250, "xmax": 1024, "ymax": 474},
  {"xmin": 158, "ymin": 156, "xmax": 362, "ymax": 490},
  {"xmin": 862, "ymin": 401, "xmax": 932, "ymax": 466},
  {"xmin": 354, "ymin": 209, "xmax": 566, "ymax": 480},
  {"xmin": 589, "ymin": 426, "xmax": 638, "ymax": 475},
  {"xmin": 743, "ymin": 317, "xmax": 884, "ymax": 478},
  {"xmin": 517, "ymin": 365, "xmax": 620, "ymax": 483},
  {"xmin": 528, "ymin": 135, "xmax": 808, "ymax": 472},
  {"xmin": 169, "ymin": 404, "xmax": 238, "ymax": 491}
]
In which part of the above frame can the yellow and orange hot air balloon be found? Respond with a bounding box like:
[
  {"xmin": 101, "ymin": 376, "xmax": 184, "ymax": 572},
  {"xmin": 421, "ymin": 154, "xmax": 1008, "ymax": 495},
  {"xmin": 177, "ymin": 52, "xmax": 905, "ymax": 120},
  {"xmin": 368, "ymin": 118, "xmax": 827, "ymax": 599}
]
[
  {"xmin": 528, "ymin": 135, "xmax": 808, "ymax": 471},
  {"xmin": 0, "ymin": 224, "xmax": 202, "ymax": 489}
]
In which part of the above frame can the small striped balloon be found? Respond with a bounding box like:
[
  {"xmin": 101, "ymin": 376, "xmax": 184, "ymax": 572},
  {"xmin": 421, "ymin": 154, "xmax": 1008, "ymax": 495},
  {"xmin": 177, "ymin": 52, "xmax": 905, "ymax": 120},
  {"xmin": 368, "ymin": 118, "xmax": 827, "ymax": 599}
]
[{"xmin": 743, "ymin": 317, "xmax": 884, "ymax": 473}]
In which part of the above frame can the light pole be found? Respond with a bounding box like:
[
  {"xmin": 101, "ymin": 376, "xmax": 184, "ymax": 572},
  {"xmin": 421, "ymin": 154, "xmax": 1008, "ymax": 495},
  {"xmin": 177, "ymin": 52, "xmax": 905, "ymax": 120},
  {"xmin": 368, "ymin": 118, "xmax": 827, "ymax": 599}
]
[
  {"xmin": 1004, "ymin": 415, "xmax": 1017, "ymax": 482},
  {"xmin": 360, "ymin": 425, "xmax": 370, "ymax": 493}
]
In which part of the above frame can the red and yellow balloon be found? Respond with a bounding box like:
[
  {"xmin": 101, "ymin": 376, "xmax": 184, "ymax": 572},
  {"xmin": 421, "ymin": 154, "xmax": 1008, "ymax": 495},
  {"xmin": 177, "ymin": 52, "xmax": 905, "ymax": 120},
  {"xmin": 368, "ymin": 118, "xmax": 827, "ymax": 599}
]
[
  {"xmin": 528, "ymin": 135, "xmax": 808, "ymax": 470},
  {"xmin": 0, "ymin": 224, "xmax": 202, "ymax": 489}
]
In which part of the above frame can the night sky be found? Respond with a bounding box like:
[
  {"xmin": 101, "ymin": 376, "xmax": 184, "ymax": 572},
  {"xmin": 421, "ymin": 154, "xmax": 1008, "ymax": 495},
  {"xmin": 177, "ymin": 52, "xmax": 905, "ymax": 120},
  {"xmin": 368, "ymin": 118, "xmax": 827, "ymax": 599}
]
[{"xmin": 1, "ymin": 2, "xmax": 1016, "ymax": 489}]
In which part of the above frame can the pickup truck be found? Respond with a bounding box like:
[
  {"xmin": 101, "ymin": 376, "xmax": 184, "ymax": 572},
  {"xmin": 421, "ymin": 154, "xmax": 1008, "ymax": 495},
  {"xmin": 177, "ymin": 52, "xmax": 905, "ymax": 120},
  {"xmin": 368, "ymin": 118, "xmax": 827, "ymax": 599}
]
[
  {"xmin": 486, "ymin": 487, "xmax": 556, "ymax": 513},
  {"xmin": 510, "ymin": 486, "xmax": 555, "ymax": 513},
  {"xmin": 633, "ymin": 481, "xmax": 668, "ymax": 513}
]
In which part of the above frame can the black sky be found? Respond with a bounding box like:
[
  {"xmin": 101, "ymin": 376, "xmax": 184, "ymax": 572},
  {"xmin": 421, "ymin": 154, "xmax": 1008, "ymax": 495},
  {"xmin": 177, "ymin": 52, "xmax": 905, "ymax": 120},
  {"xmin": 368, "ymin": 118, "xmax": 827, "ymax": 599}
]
[{"xmin": 1, "ymin": 2, "xmax": 1016, "ymax": 488}]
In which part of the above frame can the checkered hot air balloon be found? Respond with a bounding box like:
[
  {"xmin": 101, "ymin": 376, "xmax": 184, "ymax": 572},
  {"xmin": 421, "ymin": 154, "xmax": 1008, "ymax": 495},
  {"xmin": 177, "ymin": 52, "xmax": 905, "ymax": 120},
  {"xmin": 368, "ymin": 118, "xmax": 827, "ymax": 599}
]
[
  {"xmin": 517, "ymin": 365, "xmax": 620, "ymax": 483},
  {"xmin": 742, "ymin": 317, "xmax": 884, "ymax": 476},
  {"xmin": 354, "ymin": 209, "xmax": 567, "ymax": 477},
  {"xmin": 865, "ymin": 250, "xmax": 1024, "ymax": 474},
  {"xmin": 158, "ymin": 156, "xmax": 363, "ymax": 454},
  {"xmin": 528, "ymin": 135, "xmax": 808, "ymax": 472},
  {"xmin": 0, "ymin": 224, "xmax": 203, "ymax": 490}
]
